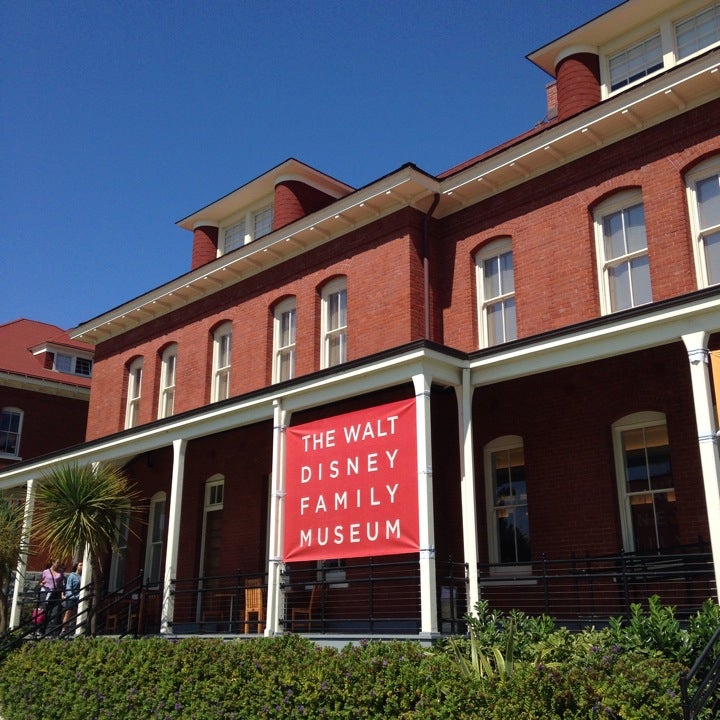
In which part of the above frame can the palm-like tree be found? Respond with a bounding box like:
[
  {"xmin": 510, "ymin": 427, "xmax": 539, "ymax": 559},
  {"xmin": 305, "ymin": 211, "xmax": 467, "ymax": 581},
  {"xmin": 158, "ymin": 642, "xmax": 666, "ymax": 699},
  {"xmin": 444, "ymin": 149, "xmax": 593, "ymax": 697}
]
[
  {"xmin": 0, "ymin": 495, "xmax": 26, "ymax": 632},
  {"xmin": 32, "ymin": 462, "xmax": 143, "ymax": 629}
]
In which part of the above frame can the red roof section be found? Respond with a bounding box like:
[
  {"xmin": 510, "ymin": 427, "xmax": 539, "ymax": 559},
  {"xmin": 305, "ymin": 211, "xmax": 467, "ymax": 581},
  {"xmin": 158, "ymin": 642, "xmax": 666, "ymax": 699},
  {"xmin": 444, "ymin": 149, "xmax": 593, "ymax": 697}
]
[{"xmin": 0, "ymin": 318, "xmax": 93, "ymax": 389}]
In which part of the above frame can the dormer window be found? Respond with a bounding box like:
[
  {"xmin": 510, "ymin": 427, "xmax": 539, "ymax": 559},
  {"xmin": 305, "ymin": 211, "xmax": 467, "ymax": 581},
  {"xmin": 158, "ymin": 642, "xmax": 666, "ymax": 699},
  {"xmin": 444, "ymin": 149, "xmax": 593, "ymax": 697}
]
[
  {"xmin": 676, "ymin": 2, "xmax": 720, "ymax": 59},
  {"xmin": 608, "ymin": 34, "xmax": 663, "ymax": 91},
  {"xmin": 603, "ymin": 2, "xmax": 720, "ymax": 97},
  {"xmin": 220, "ymin": 203, "xmax": 274, "ymax": 255},
  {"xmin": 53, "ymin": 352, "xmax": 93, "ymax": 377}
]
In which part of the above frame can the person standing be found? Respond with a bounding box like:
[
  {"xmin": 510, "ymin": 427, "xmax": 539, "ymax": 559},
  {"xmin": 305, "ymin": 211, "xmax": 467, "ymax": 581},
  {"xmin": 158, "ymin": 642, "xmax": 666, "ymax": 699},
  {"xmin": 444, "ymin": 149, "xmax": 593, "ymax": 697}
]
[
  {"xmin": 62, "ymin": 560, "xmax": 83, "ymax": 628},
  {"xmin": 38, "ymin": 559, "xmax": 64, "ymax": 635}
]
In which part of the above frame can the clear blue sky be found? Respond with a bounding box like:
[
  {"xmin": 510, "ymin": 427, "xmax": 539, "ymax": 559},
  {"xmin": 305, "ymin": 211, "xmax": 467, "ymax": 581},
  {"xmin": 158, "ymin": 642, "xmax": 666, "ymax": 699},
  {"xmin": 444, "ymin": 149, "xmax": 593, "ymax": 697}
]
[{"xmin": 1, "ymin": 0, "xmax": 619, "ymax": 331}]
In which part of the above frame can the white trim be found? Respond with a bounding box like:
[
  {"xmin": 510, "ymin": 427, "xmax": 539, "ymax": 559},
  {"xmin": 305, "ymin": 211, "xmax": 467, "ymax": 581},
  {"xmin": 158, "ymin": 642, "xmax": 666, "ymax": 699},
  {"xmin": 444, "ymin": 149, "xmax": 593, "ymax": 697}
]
[
  {"xmin": 145, "ymin": 491, "xmax": 167, "ymax": 586},
  {"xmin": 125, "ymin": 358, "xmax": 143, "ymax": 429},
  {"xmin": 273, "ymin": 298, "xmax": 297, "ymax": 383},
  {"xmin": 686, "ymin": 154, "xmax": 720, "ymax": 289},
  {"xmin": 211, "ymin": 322, "xmax": 232, "ymax": 402},
  {"xmin": 475, "ymin": 237, "xmax": 516, "ymax": 348},
  {"xmin": 611, "ymin": 411, "xmax": 671, "ymax": 552},
  {"xmin": 0, "ymin": 406, "xmax": 23, "ymax": 458},
  {"xmin": 320, "ymin": 277, "xmax": 347, "ymax": 369},
  {"xmin": 158, "ymin": 344, "xmax": 178, "ymax": 419},
  {"xmin": 593, "ymin": 189, "xmax": 651, "ymax": 315},
  {"xmin": 483, "ymin": 435, "xmax": 529, "ymax": 568}
]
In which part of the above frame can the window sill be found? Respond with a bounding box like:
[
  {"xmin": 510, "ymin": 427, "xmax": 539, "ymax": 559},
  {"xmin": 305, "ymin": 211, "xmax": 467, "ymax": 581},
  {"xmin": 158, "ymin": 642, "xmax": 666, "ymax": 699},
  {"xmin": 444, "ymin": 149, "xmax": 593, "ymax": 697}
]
[
  {"xmin": 0, "ymin": 452, "xmax": 21, "ymax": 461},
  {"xmin": 479, "ymin": 564, "xmax": 536, "ymax": 587}
]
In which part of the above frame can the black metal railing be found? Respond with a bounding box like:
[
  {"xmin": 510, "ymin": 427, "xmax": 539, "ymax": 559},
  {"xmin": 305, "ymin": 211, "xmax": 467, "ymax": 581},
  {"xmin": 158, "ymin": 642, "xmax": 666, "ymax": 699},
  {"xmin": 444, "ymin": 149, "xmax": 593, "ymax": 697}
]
[
  {"xmin": 2, "ymin": 548, "xmax": 713, "ymax": 648},
  {"xmin": 681, "ymin": 624, "xmax": 720, "ymax": 720},
  {"xmin": 471, "ymin": 548, "xmax": 715, "ymax": 625}
]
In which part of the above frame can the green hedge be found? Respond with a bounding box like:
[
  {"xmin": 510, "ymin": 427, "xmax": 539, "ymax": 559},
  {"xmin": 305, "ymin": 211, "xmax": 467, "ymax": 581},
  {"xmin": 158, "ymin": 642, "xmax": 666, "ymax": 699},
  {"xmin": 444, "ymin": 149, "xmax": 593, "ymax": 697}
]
[{"xmin": 1, "ymin": 597, "xmax": 717, "ymax": 719}]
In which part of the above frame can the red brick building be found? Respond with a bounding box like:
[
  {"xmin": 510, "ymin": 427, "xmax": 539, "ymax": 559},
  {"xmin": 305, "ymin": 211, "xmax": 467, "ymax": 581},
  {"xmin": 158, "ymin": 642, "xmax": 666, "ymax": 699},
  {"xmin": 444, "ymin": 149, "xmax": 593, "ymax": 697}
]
[
  {"xmin": 3, "ymin": 0, "xmax": 720, "ymax": 636},
  {"xmin": 0, "ymin": 319, "xmax": 91, "ymax": 471}
]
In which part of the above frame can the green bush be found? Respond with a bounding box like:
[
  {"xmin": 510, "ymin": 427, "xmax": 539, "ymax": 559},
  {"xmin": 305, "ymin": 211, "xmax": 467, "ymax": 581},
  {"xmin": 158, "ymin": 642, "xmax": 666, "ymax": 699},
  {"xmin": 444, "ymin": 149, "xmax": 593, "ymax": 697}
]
[
  {"xmin": 0, "ymin": 636, "xmax": 489, "ymax": 720},
  {"xmin": 1, "ymin": 597, "xmax": 716, "ymax": 719}
]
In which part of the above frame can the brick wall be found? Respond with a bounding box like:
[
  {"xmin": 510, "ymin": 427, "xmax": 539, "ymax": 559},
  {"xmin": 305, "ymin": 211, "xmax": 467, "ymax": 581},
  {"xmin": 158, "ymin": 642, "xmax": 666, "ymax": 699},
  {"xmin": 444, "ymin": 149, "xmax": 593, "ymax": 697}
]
[
  {"xmin": 471, "ymin": 342, "xmax": 706, "ymax": 561},
  {"xmin": 87, "ymin": 208, "xmax": 426, "ymax": 439},
  {"xmin": 437, "ymin": 101, "xmax": 720, "ymax": 352},
  {"xmin": 0, "ymin": 386, "xmax": 88, "ymax": 469}
]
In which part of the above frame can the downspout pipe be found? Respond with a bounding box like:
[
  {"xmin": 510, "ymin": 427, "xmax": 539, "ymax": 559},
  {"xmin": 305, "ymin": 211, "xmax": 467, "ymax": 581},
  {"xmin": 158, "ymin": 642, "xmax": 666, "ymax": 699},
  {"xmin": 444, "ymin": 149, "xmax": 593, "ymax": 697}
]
[{"xmin": 423, "ymin": 193, "xmax": 441, "ymax": 340}]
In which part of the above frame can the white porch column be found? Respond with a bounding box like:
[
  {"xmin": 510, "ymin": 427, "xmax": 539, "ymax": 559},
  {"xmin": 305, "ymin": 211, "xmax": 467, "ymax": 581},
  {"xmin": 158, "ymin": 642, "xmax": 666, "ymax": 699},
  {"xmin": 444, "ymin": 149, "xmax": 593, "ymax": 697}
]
[
  {"xmin": 266, "ymin": 400, "xmax": 290, "ymax": 636},
  {"xmin": 456, "ymin": 367, "xmax": 480, "ymax": 616},
  {"xmin": 413, "ymin": 372, "xmax": 438, "ymax": 636},
  {"xmin": 9, "ymin": 478, "xmax": 36, "ymax": 629},
  {"xmin": 161, "ymin": 438, "xmax": 187, "ymax": 634},
  {"xmin": 682, "ymin": 332, "xmax": 720, "ymax": 599},
  {"xmin": 75, "ymin": 543, "xmax": 92, "ymax": 636}
]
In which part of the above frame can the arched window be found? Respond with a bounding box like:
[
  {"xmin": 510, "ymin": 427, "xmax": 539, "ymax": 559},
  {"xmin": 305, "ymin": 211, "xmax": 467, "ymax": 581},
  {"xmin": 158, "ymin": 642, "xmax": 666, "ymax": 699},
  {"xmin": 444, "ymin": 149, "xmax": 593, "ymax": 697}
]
[
  {"xmin": 145, "ymin": 491, "xmax": 167, "ymax": 586},
  {"xmin": 612, "ymin": 411, "xmax": 678, "ymax": 552},
  {"xmin": 158, "ymin": 344, "xmax": 177, "ymax": 418},
  {"xmin": 199, "ymin": 476, "xmax": 224, "ymax": 582},
  {"xmin": 475, "ymin": 238, "xmax": 516, "ymax": 347},
  {"xmin": 593, "ymin": 190, "xmax": 652, "ymax": 314},
  {"xmin": 211, "ymin": 322, "xmax": 232, "ymax": 402},
  {"xmin": 273, "ymin": 297, "xmax": 296, "ymax": 383},
  {"xmin": 125, "ymin": 358, "xmax": 143, "ymax": 429},
  {"xmin": 321, "ymin": 277, "xmax": 347, "ymax": 368},
  {"xmin": 484, "ymin": 435, "xmax": 529, "ymax": 565},
  {"xmin": 686, "ymin": 155, "xmax": 720, "ymax": 288},
  {"xmin": 0, "ymin": 407, "xmax": 23, "ymax": 458}
]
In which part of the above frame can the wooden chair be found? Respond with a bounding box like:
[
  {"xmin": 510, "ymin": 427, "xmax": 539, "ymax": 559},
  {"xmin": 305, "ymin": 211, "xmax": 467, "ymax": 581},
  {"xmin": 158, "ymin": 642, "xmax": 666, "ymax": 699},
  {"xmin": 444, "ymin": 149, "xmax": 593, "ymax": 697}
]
[
  {"xmin": 291, "ymin": 584, "xmax": 318, "ymax": 632},
  {"xmin": 243, "ymin": 577, "xmax": 265, "ymax": 634}
]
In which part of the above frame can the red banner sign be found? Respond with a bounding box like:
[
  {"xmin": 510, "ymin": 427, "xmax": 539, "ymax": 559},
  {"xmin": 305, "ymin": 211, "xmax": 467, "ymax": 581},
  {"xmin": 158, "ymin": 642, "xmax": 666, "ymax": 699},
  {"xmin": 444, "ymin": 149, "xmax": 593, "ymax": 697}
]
[{"xmin": 283, "ymin": 398, "xmax": 419, "ymax": 561}]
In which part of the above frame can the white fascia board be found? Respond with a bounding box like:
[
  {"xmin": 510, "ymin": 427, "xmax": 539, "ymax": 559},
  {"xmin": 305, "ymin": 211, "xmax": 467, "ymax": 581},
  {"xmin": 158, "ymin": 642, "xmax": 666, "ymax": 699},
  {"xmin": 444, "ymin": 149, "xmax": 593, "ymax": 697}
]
[
  {"xmin": 469, "ymin": 294, "xmax": 720, "ymax": 386},
  {"xmin": 440, "ymin": 54, "xmax": 720, "ymax": 201},
  {"xmin": 0, "ymin": 344, "xmax": 463, "ymax": 491},
  {"xmin": 0, "ymin": 372, "xmax": 90, "ymax": 400},
  {"xmin": 72, "ymin": 167, "xmax": 438, "ymax": 344}
]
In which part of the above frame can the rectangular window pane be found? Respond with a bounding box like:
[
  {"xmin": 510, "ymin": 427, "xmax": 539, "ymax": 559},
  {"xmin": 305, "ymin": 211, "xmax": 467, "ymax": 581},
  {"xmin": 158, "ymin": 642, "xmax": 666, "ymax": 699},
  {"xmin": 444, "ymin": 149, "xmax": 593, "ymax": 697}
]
[
  {"xmin": 610, "ymin": 34, "xmax": 662, "ymax": 90},
  {"xmin": 224, "ymin": 220, "xmax": 246, "ymax": 253},
  {"xmin": 55, "ymin": 353, "xmax": 72, "ymax": 372},
  {"xmin": 603, "ymin": 212, "xmax": 626, "ymax": 259},
  {"xmin": 608, "ymin": 262, "xmax": 632, "ymax": 311},
  {"xmin": 625, "ymin": 204, "xmax": 648, "ymax": 253},
  {"xmin": 676, "ymin": 4, "xmax": 720, "ymax": 59},
  {"xmin": 499, "ymin": 252, "xmax": 514, "ymax": 293},
  {"xmin": 705, "ymin": 231, "xmax": 720, "ymax": 285},
  {"xmin": 483, "ymin": 256, "xmax": 500, "ymax": 298},
  {"xmin": 75, "ymin": 357, "xmax": 92, "ymax": 376},
  {"xmin": 629, "ymin": 254, "xmax": 652, "ymax": 306},
  {"xmin": 697, "ymin": 175, "xmax": 720, "ymax": 229},
  {"xmin": 328, "ymin": 331, "xmax": 347, "ymax": 366},
  {"xmin": 254, "ymin": 206, "xmax": 273, "ymax": 239}
]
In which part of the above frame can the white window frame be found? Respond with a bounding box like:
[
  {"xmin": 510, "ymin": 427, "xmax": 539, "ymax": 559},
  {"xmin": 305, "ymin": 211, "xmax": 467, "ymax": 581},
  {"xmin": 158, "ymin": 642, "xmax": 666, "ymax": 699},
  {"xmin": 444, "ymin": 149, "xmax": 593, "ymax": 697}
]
[
  {"xmin": 211, "ymin": 322, "xmax": 232, "ymax": 402},
  {"xmin": 0, "ymin": 407, "xmax": 23, "ymax": 459},
  {"xmin": 198, "ymin": 476, "xmax": 224, "ymax": 578},
  {"xmin": 273, "ymin": 297, "xmax": 296, "ymax": 383},
  {"xmin": 108, "ymin": 507, "xmax": 130, "ymax": 592},
  {"xmin": 475, "ymin": 238, "xmax": 516, "ymax": 348},
  {"xmin": 321, "ymin": 277, "xmax": 347, "ymax": 368},
  {"xmin": 158, "ymin": 344, "xmax": 177, "ymax": 419},
  {"xmin": 675, "ymin": 1, "xmax": 720, "ymax": 60},
  {"xmin": 219, "ymin": 201, "xmax": 275, "ymax": 255},
  {"xmin": 612, "ymin": 411, "xmax": 676, "ymax": 553},
  {"xmin": 53, "ymin": 352, "xmax": 93, "ymax": 377},
  {"xmin": 125, "ymin": 358, "xmax": 143, "ymax": 429},
  {"xmin": 144, "ymin": 491, "xmax": 167, "ymax": 587},
  {"xmin": 600, "ymin": 1, "xmax": 720, "ymax": 97},
  {"xmin": 483, "ymin": 435, "xmax": 530, "ymax": 570},
  {"xmin": 594, "ymin": 190, "xmax": 652, "ymax": 315},
  {"xmin": 686, "ymin": 155, "xmax": 720, "ymax": 288}
]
